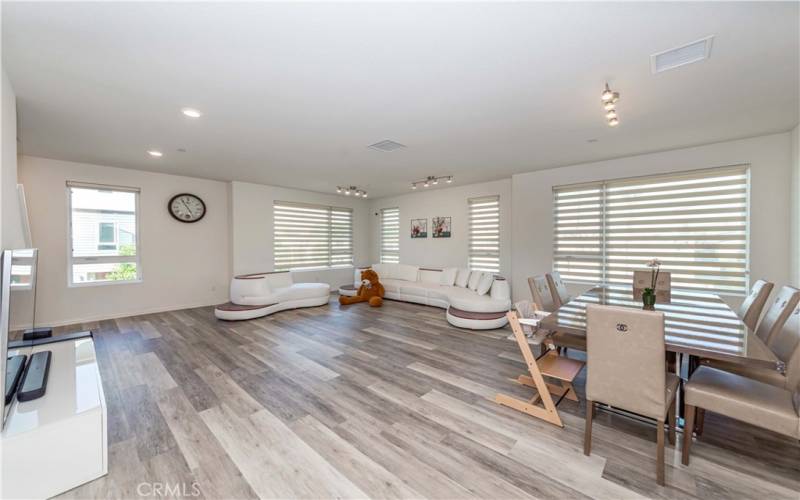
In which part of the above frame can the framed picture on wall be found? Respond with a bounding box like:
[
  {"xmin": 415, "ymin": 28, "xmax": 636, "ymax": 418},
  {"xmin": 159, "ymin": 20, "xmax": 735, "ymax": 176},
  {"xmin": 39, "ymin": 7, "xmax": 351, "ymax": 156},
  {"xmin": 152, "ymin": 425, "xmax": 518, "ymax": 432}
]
[
  {"xmin": 432, "ymin": 217, "xmax": 451, "ymax": 238},
  {"xmin": 411, "ymin": 219, "xmax": 427, "ymax": 238}
]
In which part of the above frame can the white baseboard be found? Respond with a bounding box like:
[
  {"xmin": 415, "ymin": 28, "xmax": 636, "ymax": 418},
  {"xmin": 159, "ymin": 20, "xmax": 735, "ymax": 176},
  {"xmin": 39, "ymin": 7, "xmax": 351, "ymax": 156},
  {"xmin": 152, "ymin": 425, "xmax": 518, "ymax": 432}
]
[{"xmin": 30, "ymin": 299, "xmax": 226, "ymax": 328}]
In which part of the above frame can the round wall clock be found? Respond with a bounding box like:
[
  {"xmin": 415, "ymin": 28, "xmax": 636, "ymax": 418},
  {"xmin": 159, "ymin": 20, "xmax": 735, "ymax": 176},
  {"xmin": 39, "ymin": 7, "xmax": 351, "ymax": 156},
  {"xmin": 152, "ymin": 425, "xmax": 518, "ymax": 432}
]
[{"xmin": 168, "ymin": 193, "xmax": 206, "ymax": 223}]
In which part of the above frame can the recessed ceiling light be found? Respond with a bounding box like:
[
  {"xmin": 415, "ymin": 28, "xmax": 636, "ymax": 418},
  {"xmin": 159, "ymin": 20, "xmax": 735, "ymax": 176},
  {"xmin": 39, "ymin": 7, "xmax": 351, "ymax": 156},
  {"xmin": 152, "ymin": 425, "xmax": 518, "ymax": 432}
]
[
  {"xmin": 148, "ymin": 150, "xmax": 163, "ymax": 157},
  {"xmin": 605, "ymin": 110, "xmax": 618, "ymax": 120},
  {"xmin": 608, "ymin": 117, "xmax": 620, "ymax": 127},
  {"xmin": 603, "ymin": 101, "xmax": 616, "ymax": 111},
  {"xmin": 181, "ymin": 108, "xmax": 202, "ymax": 118}
]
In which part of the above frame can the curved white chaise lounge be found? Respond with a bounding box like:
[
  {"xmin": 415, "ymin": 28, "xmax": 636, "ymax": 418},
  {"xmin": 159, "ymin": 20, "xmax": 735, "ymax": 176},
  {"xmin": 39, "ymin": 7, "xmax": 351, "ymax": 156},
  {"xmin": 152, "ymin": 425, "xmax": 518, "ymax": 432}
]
[
  {"xmin": 215, "ymin": 271, "xmax": 330, "ymax": 321},
  {"xmin": 340, "ymin": 263, "xmax": 511, "ymax": 329}
]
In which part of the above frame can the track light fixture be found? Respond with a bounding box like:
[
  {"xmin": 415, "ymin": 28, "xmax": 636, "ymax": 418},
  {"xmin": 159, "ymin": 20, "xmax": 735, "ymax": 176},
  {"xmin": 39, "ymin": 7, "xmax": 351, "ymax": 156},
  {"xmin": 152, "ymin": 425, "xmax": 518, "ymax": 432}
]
[
  {"xmin": 601, "ymin": 82, "xmax": 621, "ymax": 126},
  {"xmin": 336, "ymin": 185, "xmax": 367, "ymax": 198},
  {"xmin": 411, "ymin": 175, "xmax": 453, "ymax": 190}
]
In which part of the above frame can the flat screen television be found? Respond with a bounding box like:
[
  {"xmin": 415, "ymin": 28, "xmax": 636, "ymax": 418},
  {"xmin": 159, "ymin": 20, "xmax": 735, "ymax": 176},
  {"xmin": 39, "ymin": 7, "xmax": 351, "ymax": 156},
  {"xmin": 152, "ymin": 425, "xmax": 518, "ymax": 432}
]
[{"xmin": 1, "ymin": 248, "xmax": 39, "ymax": 429}]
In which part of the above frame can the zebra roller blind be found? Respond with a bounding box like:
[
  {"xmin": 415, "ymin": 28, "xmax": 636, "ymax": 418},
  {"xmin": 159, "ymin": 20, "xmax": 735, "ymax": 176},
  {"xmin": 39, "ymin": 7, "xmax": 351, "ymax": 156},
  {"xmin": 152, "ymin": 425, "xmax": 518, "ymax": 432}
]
[
  {"xmin": 553, "ymin": 165, "xmax": 749, "ymax": 295},
  {"xmin": 380, "ymin": 207, "xmax": 400, "ymax": 264},
  {"xmin": 468, "ymin": 195, "xmax": 501, "ymax": 273},
  {"xmin": 273, "ymin": 201, "xmax": 353, "ymax": 271}
]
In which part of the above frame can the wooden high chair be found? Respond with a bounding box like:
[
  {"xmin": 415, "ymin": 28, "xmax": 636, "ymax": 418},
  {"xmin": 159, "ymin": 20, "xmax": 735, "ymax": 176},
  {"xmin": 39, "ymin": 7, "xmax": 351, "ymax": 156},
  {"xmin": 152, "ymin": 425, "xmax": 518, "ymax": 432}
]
[{"xmin": 495, "ymin": 306, "xmax": 585, "ymax": 427}]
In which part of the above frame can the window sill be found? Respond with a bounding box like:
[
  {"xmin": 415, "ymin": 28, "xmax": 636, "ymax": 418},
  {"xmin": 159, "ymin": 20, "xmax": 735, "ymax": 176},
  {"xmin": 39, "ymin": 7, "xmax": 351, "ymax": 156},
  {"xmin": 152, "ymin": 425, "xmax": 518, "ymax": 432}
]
[{"xmin": 68, "ymin": 279, "xmax": 143, "ymax": 289}]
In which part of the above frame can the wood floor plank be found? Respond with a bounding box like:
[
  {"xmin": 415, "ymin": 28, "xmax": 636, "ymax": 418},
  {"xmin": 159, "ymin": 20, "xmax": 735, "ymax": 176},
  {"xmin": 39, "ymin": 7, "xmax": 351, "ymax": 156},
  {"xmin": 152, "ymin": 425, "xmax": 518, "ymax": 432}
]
[
  {"xmin": 200, "ymin": 404, "xmax": 368, "ymax": 499},
  {"xmin": 290, "ymin": 415, "xmax": 423, "ymax": 499},
  {"xmin": 362, "ymin": 326, "xmax": 438, "ymax": 350}
]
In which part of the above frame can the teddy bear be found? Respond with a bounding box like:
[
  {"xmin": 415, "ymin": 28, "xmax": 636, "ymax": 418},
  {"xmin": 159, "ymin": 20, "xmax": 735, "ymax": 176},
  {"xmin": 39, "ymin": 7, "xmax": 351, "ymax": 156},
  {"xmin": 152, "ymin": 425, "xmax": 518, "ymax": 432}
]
[{"xmin": 339, "ymin": 269, "xmax": 384, "ymax": 307}]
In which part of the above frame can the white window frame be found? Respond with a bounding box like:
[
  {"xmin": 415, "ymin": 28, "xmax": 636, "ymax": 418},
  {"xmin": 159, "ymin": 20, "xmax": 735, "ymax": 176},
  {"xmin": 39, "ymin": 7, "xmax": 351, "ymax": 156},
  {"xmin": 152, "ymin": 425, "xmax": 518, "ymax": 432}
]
[
  {"xmin": 67, "ymin": 181, "xmax": 142, "ymax": 287},
  {"xmin": 468, "ymin": 195, "xmax": 501, "ymax": 273},
  {"xmin": 273, "ymin": 201, "xmax": 354, "ymax": 271},
  {"xmin": 380, "ymin": 207, "xmax": 400, "ymax": 264},
  {"xmin": 552, "ymin": 165, "xmax": 750, "ymax": 296}
]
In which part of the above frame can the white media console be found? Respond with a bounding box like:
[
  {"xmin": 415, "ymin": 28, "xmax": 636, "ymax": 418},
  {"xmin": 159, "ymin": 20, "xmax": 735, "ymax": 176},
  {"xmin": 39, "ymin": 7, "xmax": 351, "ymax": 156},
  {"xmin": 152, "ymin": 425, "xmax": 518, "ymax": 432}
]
[{"xmin": 2, "ymin": 336, "xmax": 107, "ymax": 499}]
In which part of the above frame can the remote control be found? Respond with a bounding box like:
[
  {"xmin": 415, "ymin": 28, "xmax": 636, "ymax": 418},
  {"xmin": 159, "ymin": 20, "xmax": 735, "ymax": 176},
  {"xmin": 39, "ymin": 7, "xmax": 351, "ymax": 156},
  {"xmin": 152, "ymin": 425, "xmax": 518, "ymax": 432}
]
[{"xmin": 17, "ymin": 351, "xmax": 51, "ymax": 402}]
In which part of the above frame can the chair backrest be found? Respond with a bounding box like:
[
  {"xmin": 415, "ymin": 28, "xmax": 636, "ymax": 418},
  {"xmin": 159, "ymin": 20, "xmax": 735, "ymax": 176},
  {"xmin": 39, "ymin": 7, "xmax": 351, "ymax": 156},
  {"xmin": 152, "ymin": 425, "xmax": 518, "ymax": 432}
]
[
  {"xmin": 771, "ymin": 303, "xmax": 800, "ymax": 391},
  {"xmin": 528, "ymin": 276, "xmax": 556, "ymax": 312},
  {"xmin": 586, "ymin": 304, "xmax": 667, "ymax": 420},
  {"xmin": 755, "ymin": 286, "xmax": 800, "ymax": 346},
  {"xmin": 545, "ymin": 272, "xmax": 571, "ymax": 308},
  {"xmin": 738, "ymin": 279, "xmax": 774, "ymax": 331}
]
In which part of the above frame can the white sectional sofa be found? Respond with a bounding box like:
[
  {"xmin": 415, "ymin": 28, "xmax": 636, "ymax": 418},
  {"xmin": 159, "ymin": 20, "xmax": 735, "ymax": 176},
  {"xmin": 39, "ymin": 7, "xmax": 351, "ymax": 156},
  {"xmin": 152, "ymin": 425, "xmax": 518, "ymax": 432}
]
[
  {"xmin": 215, "ymin": 271, "xmax": 330, "ymax": 320},
  {"xmin": 340, "ymin": 263, "xmax": 511, "ymax": 329}
]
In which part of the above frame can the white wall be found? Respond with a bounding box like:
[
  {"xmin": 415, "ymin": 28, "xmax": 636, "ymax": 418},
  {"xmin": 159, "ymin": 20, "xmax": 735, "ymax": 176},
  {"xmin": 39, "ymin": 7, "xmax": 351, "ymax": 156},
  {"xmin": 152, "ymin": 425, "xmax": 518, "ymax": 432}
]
[
  {"xmin": 1, "ymin": 68, "xmax": 25, "ymax": 251},
  {"xmin": 792, "ymin": 125, "xmax": 800, "ymax": 286},
  {"xmin": 512, "ymin": 132, "xmax": 794, "ymax": 307},
  {"xmin": 230, "ymin": 181, "xmax": 370, "ymax": 289},
  {"xmin": 19, "ymin": 156, "xmax": 231, "ymax": 326},
  {"xmin": 367, "ymin": 179, "xmax": 512, "ymax": 276}
]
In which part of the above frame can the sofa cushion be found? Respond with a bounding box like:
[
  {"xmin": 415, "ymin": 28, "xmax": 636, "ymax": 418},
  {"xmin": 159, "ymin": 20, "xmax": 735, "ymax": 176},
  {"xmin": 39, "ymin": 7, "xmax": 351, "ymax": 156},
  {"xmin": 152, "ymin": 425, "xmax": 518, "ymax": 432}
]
[
  {"xmin": 273, "ymin": 282, "xmax": 330, "ymax": 302},
  {"xmin": 490, "ymin": 279, "xmax": 510, "ymax": 302},
  {"xmin": 399, "ymin": 282, "xmax": 431, "ymax": 298},
  {"xmin": 439, "ymin": 267, "xmax": 458, "ymax": 286},
  {"xmin": 467, "ymin": 271, "xmax": 481, "ymax": 291},
  {"xmin": 394, "ymin": 264, "xmax": 420, "ymax": 282},
  {"xmin": 373, "ymin": 263, "xmax": 419, "ymax": 282},
  {"xmin": 476, "ymin": 273, "xmax": 494, "ymax": 296},
  {"xmin": 380, "ymin": 278, "xmax": 404, "ymax": 294},
  {"xmin": 447, "ymin": 287, "xmax": 511, "ymax": 313},
  {"xmin": 455, "ymin": 268, "xmax": 470, "ymax": 287},
  {"xmin": 419, "ymin": 269, "xmax": 442, "ymax": 284}
]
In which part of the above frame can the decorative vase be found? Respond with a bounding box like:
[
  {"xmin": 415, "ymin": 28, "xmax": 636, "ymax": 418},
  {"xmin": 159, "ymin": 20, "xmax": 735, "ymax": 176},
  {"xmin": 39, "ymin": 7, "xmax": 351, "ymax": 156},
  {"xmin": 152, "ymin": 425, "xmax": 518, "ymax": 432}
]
[{"xmin": 642, "ymin": 288, "xmax": 656, "ymax": 310}]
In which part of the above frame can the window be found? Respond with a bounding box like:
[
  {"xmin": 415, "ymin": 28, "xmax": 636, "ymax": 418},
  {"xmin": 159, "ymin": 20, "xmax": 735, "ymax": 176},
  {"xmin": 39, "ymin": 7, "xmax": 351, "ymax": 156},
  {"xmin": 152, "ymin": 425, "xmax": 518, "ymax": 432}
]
[
  {"xmin": 98, "ymin": 222, "xmax": 116, "ymax": 250},
  {"xmin": 553, "ymin": 165, "xmax": 749, "ymax": 295},
  {"xmin": 68, "ymin": 182, "xmax": 140, "ymax": 285},
  {"xmin": 273, "ymin": 201, "xmax": 353, "ymax": 271},
  {"xmin": 468, "ymin": 195, "xmax": 500, "ymax": 273},
  {"xmin": 380, "ymin": 207, "xmax": 400, "ymax": 264}
]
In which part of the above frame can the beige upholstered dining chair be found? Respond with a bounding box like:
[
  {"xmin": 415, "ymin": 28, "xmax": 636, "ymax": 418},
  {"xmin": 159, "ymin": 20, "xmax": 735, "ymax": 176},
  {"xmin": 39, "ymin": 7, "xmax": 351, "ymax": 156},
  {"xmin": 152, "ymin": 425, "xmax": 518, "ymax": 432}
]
[
  {"xmin": 545, "ymin": 271, "xmax": 571, "ymax": 308},
  {"xmin": 528, "ymin": 276, "xmax": 557, "ymax": 312},
  {"xmin": 583, "ymin": 304, "xmax": 678, "ymax": 486},
  {"xmin": 700, "ymin": 302, "xmax": 800, "ymax": 391},
  {"xmin": 754, "ymin": 286, "xmax": 800, "ymax": 345},
  {"xmin": 738, "ymin": 279, "xmax": 774, "ymax": 331},
  {"xmin": 682, "ymin": 322, "xmax": 800, "ymax": 466}
]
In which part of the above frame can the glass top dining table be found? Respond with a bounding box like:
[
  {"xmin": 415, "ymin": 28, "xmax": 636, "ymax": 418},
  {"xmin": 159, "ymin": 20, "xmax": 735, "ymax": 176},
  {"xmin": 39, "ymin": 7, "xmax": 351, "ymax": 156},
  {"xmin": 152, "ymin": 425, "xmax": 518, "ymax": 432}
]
[{"xmin": 538, "ymin": 285, "xmax": 783, "ymax": 373}]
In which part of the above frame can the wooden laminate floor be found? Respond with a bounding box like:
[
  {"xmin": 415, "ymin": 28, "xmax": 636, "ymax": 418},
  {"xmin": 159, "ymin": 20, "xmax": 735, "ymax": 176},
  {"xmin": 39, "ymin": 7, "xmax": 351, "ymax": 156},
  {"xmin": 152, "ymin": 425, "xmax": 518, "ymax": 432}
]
[{"xmin": 55, "ymin": 298, "xmax": 799, "ymax": 499}]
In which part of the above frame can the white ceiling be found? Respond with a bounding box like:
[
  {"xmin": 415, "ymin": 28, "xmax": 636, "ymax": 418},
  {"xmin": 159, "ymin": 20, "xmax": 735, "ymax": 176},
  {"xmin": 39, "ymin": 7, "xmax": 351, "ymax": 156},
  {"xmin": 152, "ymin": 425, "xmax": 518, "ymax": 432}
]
[{"xmin": 3, "ymin": 2, "xmax": 798, "ymax": 198}]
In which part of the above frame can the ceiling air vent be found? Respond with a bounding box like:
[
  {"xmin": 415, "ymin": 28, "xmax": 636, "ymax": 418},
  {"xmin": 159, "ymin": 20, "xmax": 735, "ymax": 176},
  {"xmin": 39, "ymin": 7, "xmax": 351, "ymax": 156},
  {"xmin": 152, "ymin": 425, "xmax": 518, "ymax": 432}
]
[
  {"xmin": 650, "ymin": 36, "xmax": 714, "ymax": 74},
  {"xmin": 369, "ymin": 140, "xmax": 406, "ymax": 152}
]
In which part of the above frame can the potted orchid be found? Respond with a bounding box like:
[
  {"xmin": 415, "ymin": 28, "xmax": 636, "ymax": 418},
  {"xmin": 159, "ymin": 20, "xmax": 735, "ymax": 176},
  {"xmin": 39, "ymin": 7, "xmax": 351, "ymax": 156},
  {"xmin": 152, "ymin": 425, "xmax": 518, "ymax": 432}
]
[{"xmin": 642, "ymin": 258, "xmax": 662, "ymax": 309}]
